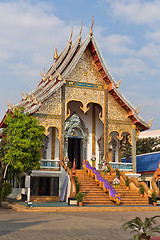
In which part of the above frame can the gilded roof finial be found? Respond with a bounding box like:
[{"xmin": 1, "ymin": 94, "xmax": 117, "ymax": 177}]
[
  {"xmin": 53, "ymin": 44, "xmax": 58, "ymax": 60},
  {"xmin": 89, "ymin": 16, "xmax": 94, "ymax": 37},
  {"xmin": 69, "ymin": 26, "xmax": 73, "ymax": 46},
  {"xmin": 20, "ymin": 90, "xmax": 27, "ymax": 100},
  {"xmin": 6, "ymin": 101, "xmax": 13, "ymax": 110},
  {"xmin": 116, "ymin": 78, "xmax": 122, "ymax": 88},
  {"xmin": 135, "ymin": 105, "xmax": 141, "ymax": 115},
  {"xmin": 148, "ymin": 118, "xmax": 153, "ymax": 128},
  {"xmin": 78, "ymin": 23, "xmax": 82, "ymax": 42}
]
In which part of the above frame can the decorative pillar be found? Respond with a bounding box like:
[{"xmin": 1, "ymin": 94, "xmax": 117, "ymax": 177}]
[
  {"xmin": 131, "ymin": 124, "xmax": 137, "ymax": 173},
  {"xmin": 51, "ymin": 127, "xmax": 55, "ymax": 159},
  {"xmin": 92, "ymin": 104, "xmax": 96, "ymax": 167},
  {"xmin": 104, "ymin": 87, "xmax": 108, "ymax": 159},
  {"xmin": 60, "ymin": 85, "xmax": 65, "ymax": 162}
]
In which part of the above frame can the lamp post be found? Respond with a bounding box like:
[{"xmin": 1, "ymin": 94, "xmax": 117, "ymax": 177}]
[{"xmin": 26, "ymin": 170, "xmax": 32, "ymax": 207}]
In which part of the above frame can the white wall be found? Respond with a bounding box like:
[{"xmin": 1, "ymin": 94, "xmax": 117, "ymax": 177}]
[
  {"xmin": 47, "ymin": 127, "xmax": 52, "ymax": 159},
  {"xmin": 95, "ymin": 105, "xmax": 104, "ymax": 168},
  {"xmin": 55, "ymin": 128, "xmax": 60, "ymax": 160},
  {"xmin": 111, "ymin": 131, "xmax": 119, "ymax": 162}
]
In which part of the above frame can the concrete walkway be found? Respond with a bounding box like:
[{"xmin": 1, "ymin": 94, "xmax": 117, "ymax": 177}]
[{"xmin": 0, "ymin": 207, "xmax": 160, "ymax": 240}]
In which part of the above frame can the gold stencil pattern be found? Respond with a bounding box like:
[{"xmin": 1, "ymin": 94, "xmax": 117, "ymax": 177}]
[
  {"xmin": 65, "ymin": 48, "xmax": 105, "ymax": 86},
  {"xmin": 108, "ymin": 94, "xmax": 131, "ymax": 122},
  {"xmin": 36, "ymin": 89, "xmax": 61, "ymax": 115}
]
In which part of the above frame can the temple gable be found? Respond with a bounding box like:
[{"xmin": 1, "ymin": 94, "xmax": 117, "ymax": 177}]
[{"xmin": 66, "ymin": 48, "xmax": 105, "ymax": 86}]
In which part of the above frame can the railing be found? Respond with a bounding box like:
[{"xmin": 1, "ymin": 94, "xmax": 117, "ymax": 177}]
[
  {"xmin": 108, "ymin": 162, "xmax": 133, "ymax": 171},
  {"xmin": 40, "ymin": 159, "xmax": 60, "ymax": 169}
]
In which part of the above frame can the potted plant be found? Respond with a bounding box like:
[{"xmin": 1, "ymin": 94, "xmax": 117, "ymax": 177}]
[
  {"xmin": 125, "ymin": 177, "xmax": 130, "ymax": 190},
  {"xmin": 76, "ymin": 192, "xmax": 85, "ymax": 206},
  {"xmin": 139, "ymin": 185, "xmax": 145, "ymax": 197},
  {"xmin": 123, "ymin": 216, "xmax": 160, "ymax": 240},
  {"xmin": 113, "ymin": 177, "xmax": 120, "ymax": 187},
  {"xmin": 151, "ymin": 192, "xmax": 157, "ymax": 206}
]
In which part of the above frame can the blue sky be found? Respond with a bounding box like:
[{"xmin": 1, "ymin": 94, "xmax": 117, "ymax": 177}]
[{"xmin": 0, "ymin": 0, "xmax": 160, "ymax": 130}]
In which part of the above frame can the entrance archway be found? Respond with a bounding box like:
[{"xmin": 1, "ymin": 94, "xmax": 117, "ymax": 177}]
[{"xmin": 65, "ymin": 113, "xmax": 88, "ymax": 169}]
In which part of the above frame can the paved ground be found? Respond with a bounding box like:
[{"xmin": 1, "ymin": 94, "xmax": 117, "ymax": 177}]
[{"xmin": 0, "ymin": 208, "xmax": 160, "ymax": 240}]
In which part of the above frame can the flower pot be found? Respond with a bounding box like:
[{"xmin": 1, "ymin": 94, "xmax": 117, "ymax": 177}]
[
  {"xmin": 139, "ymin": 234, "xmax": 150, "ymax": 240},
  {"xmin": 79, "ymin": 202, "xmax": 83, "ymax": 206},
  {"xmin": 126, "ymin": 187, "xmax": 129, "ymax": 190},
  {"xmin": 140, "ymin": 194, "xmax": 144, "ymax": 197},
  {"xmin": 153, "ymin": 202, "xmax": 157, "ymax": 206}
]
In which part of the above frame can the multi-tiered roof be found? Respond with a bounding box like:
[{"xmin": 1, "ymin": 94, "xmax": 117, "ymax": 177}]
[{"xmin": 0, "ymin": 21, "xmax": 150, "ymax": 130}]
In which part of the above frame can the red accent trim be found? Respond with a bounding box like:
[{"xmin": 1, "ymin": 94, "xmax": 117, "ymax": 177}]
[{"xmin": 138, "ymin": 171, "xmax": 154, "ymax": 174}]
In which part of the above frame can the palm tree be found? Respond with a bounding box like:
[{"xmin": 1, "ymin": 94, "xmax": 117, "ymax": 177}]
[{"xmin": 123, "ymin": 216, "xmax": 160, "ymax": 240}]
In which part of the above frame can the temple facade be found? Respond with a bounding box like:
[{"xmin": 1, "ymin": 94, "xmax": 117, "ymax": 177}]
[{"xmin": 0, "ymin": 23, "xmax": 151, "ymax": 200}]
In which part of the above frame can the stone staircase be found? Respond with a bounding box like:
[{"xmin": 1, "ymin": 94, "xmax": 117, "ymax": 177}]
[{"xmin": 76, "ymin": 169, "xmax": 149, "ymax": 206}]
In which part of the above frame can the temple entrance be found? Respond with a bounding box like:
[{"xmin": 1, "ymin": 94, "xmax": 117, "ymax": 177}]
[
  {"xmin": 39, "ymin": 177, "xmax": 50, "ymax": 196},
  {"xmin": 65, "ymin": 113, "xmax": 88, "ymax": 168},
  {"xmin": 68, "ymin": 137, "xmax": 81, "ymax": 169}
]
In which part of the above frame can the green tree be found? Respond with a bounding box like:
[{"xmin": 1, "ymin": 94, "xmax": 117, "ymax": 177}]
[
  {"xmin": 0, "ymin": 108, "xmax": 44, "ymax": 207},
  {"xmin": 136, "ymin": 137, "xmax": 160, "ymax": 155},
  {"xmin": 121, "ymin": 137, "xmax": 160, "ymax": 158}
]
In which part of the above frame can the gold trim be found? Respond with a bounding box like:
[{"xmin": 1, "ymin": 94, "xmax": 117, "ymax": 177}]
[
  {"xmin": 80, "ymin": 104, "xmax": 90, "ymax": 114},
  {"xmin": 117, "ymin": 130, "xmax": 124, "ymax": 141}
]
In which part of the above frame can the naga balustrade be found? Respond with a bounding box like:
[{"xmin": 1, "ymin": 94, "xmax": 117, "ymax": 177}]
[
  {"xmin": 83, "ymin": 161, "xmax": 121, "ymax": 205},
  {"xmin": 40, "ymin": 159, "xmax": 60, "ymax": 169}
]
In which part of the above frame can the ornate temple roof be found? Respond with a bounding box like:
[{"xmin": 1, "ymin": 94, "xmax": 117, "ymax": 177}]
[{"xmin": 0, "ymin": 24, "xmax": 150, "ymax": 130}]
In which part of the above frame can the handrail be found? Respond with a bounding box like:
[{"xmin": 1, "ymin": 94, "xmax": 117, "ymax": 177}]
[
  {"xmin": 83, "ymin": 161, "xmax": 121, "ymax": 205},
  {"xmin": 60, "ymin": 161, "xmax": 77, "ymax": 198}
]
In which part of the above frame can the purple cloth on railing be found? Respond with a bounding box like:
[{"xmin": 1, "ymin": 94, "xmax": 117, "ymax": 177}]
[{"xmin": 84, "ymin": 161, "xmax": 121, "ymax": 201}]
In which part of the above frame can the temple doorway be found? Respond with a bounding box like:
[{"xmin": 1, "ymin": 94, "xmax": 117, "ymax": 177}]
[{"xmin": 68, "ymin": 137, "xmax": 81, "ymax": 169}]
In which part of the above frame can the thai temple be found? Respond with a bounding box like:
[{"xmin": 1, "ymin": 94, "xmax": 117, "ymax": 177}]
[{"xmin": 1, "ymin": 20, "xmax": 158, "ymax": 206}]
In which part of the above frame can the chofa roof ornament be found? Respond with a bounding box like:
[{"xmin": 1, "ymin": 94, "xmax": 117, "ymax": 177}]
[
  {"xmin": 78, "ymin": 23, "xmax": 82, "ymax": 42},
  {"xmin": 69, "ymin": 26, "xmax": 73, "ymax": 46},
  {"xmin": 53, "ymin": 44, "xmax": 58, "ymax": 60},
  {"xmin": 89, "ymin": 16, "xmax": 94, "ymax": 37}
]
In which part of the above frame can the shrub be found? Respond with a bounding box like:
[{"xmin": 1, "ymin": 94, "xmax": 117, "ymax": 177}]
[
  {"xmin": 151, "ymin": 192, "xmax": 157, "ymax": 203},
  {"xmin": 75, "ymin": 176, "xmax": 80, "ymax": 193},
  {"xmin": 76, "ymin": 192, "xmax": 85, "ymax": 203},
  {"xmin": 116, "ymin": 169, "xmax": 120, "ymax": 179},
  {"xmin": 139, "ymin": 185, "xmax": 145, "ymax": 195},
  {"xmin": 125, "ymin": 177, "xmax": 129, "ymax": 187},
  {"xmin": 1, "ymin": 182, "xmax": 12, "ymax": 201}
]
